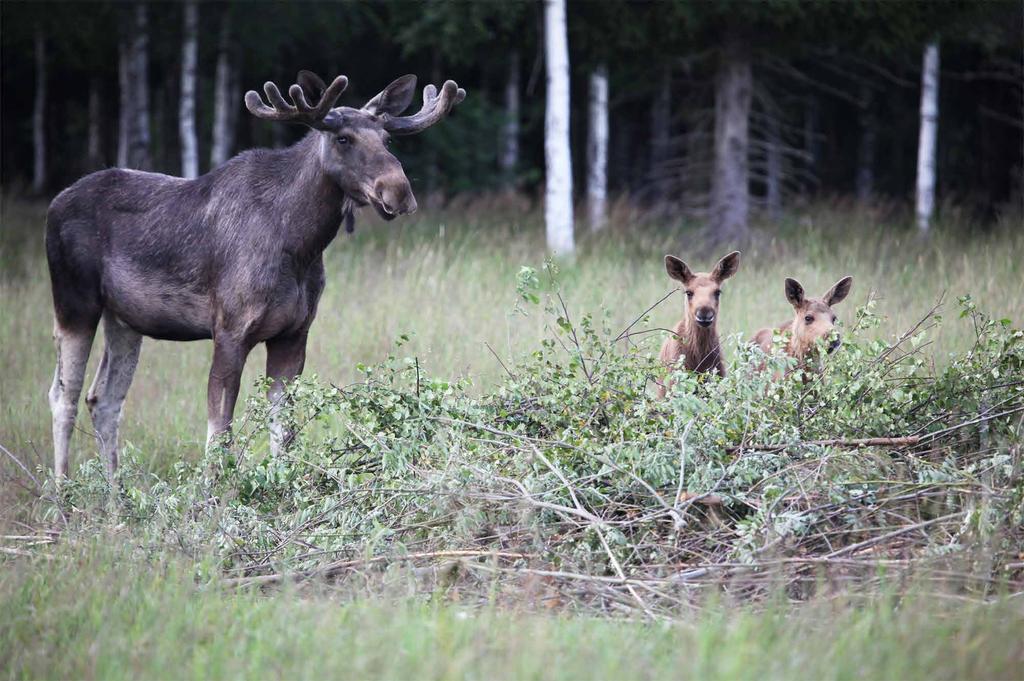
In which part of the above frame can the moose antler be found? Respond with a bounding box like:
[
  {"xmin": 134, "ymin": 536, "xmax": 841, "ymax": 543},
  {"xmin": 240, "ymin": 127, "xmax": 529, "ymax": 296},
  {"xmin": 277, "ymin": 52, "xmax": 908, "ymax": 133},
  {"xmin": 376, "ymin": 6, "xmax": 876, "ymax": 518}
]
[
  {"xmin": 245, "ymin": 73, "xmax": 348, "ymax": 129},
  {"xmin": 381, "ymin": 80, "xmax": 466, "ymax": 136}
]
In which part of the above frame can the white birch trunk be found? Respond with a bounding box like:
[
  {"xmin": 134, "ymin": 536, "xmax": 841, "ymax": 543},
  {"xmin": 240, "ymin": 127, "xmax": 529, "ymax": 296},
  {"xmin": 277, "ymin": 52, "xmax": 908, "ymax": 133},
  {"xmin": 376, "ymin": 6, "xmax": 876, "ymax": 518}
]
[
  {"xmin": 711, "ymin": 40, "xmax": 752, "ymax": 242},
  {"xmin": 118, "ymin": 36, "xmax": 130, "ymax": 168},
  {"xmin": 128, "ymin": 3, "xmax": 151, "ymax": 170},
  {"xmin": 499, "ymin": 50, "xmax": 521, "ymax": 183},
  {"xmin": 211, "ymin": 17, "xmax": 234, "ymax": 168},
  {"xmin": 87, "ymin": 78, "xmax": 103, "ymax": 169},
  {"xmin": 179, "ymin": 1, "xmax": 199, "ymax": 179},
  {"xmin": 31, "ymin": 28, "xmax": 46, "ymax": 193},
  {"xmin": 915, "ymin": 40, "xmax": 940, "ymax": 232},
  {"xmin": 587, "ymin": 65, "xmax": 609, "ymax": 232},
  {"xmin": 543, "ymin": 0, "xmax": 574, "ymax": 256}
]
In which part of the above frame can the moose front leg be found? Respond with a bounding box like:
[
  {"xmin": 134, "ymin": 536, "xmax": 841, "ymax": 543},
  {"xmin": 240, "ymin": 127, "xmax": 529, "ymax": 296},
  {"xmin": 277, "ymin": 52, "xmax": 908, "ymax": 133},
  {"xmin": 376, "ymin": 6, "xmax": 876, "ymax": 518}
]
[
  {"xmin": 206, "ymin": 336, "xmax": 252, "ymax": 449},
  {"xmin": 265, "ymin": 332, "xmax": 308, "ymax": 457}
]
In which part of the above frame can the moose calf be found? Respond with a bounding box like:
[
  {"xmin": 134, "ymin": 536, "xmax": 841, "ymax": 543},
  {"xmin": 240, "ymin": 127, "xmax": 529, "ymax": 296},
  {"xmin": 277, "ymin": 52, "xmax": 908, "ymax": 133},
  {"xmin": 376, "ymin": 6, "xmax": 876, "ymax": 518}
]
[
  {"xmin": 657, "ymin": 251, "xmax": 741, "ymax": 397},
  {"xmin": 752, "ymin": 276, "xmax": 853, "ymax": 371}
]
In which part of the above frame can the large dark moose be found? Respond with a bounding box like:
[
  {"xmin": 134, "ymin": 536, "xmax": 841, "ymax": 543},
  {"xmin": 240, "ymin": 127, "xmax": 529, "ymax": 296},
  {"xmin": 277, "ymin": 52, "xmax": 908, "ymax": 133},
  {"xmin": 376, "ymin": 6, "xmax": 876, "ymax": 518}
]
[{"xmin": 45, "ymin": 70, "xmax": 466, "ymax": 480}]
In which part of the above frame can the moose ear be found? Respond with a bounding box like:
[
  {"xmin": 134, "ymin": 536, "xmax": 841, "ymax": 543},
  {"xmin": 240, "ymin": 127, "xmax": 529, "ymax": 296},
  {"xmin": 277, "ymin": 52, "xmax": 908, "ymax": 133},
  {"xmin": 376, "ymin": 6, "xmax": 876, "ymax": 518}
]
[
  {"xmin": 665, "ymin": 255, "xmax": 694, "ymax": 284},
  {"xmin": 297, "ymin": 70, "xmax": 327, "ymax": 100},
  {"xmin": 363, "ymin": 75, "xmax": 418, "ymax": 117},
  {"xmin": 785, "ymin": 278, "xmax": 805, "ymax": 308},
  {"xmin": 824, "ymin": 276, "xmax": 853, "ymax": 307},
  {"xmin": 711, "ymin": 251, "xmax": 741, "ymax": 282}
]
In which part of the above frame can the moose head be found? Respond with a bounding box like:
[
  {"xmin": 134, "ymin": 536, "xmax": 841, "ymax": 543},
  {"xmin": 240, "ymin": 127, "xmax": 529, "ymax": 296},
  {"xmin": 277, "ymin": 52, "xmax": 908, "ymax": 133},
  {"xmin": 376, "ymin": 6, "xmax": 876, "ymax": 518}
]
[
  {"xmin": 784, "ymin": 276, "xmax": 854, "ymax": 356},
  {"xmin": 245, "ymin": 71, "xmax": 466, "ymax": 221},
  {"xmin": 664, "ymin": 251, "xmax": 741, "ymax": 330}
]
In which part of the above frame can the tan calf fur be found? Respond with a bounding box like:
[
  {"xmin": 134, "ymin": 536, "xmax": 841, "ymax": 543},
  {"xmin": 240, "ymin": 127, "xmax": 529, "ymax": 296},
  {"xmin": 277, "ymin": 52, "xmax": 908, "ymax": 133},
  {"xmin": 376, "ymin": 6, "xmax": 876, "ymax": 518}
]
[{"xmin": 657, "ymin": 251, "xmax": 741, "ymax": 397}]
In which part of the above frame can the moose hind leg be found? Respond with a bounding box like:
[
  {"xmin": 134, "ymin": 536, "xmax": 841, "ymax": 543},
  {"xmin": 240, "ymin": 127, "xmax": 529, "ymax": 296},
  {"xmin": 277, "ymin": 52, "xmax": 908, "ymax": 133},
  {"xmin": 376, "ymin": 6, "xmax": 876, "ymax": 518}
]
[
  {"xmin": 86, "ymin": 314, "xmax": 143, "ymax": 481},
  {"xmin": 49, "ymin": 322, "xmax": 98, "ymax": 480}
]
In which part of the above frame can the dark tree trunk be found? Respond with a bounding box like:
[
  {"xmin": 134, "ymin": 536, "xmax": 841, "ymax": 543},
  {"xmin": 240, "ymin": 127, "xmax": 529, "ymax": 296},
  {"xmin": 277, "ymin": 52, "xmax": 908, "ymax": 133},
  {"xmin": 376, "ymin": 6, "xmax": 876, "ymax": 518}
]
[
  {"xmin": 648, "ymin": 64, "xmax": 671, "ymax": 200},
  {"xmin": 87, "ymin": 78, "xmax": 104, "ymax": 170},
  {"xmin": 499, "ymin": 49, "xmax": 521, "ymax": 185},
  {"xmin": 711, "ymin": 37, "xmax": 752, "ymax": 242},
  {"xmin": 31, "ymin": 28, "xmax": 46, "ymax": 193},
  {"xmin": 856, "ymin": 84, "xmax": 876, "ymax": 202},
  {"xmin": 765, "ymin": 110, "xmax": 783, "ymax": 221}
]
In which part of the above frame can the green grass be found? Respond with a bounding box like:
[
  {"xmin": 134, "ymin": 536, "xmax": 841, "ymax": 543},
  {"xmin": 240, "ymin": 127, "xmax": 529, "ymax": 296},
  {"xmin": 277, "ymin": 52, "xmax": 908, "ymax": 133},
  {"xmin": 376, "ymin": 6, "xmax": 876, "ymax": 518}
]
[
  {"xmin": 2, "ymin": 197, "xmax": 1023, "ymax": 679},
  {"xmin": 2, "ymin": 540, "xmax": 1022, "ymax": 681}
]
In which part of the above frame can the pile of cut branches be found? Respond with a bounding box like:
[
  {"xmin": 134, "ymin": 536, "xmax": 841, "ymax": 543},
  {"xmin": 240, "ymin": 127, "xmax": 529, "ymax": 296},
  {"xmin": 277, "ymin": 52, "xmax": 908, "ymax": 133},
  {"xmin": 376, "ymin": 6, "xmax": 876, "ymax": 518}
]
[{"xmin": 34, "ymin": 279, "xmax": 1024, "ymax": 616}]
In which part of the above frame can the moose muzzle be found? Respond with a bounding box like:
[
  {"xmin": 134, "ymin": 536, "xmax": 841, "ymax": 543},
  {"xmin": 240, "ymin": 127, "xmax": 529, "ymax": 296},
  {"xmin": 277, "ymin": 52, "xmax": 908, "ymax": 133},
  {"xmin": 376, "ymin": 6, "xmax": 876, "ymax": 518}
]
[
  {"xmin": 695, "ymin": 308, "xmax": 716, "ymax": 328},
  {"xmin": 373, "ymin": 175, "xmax": 417, "ymax": 220}
]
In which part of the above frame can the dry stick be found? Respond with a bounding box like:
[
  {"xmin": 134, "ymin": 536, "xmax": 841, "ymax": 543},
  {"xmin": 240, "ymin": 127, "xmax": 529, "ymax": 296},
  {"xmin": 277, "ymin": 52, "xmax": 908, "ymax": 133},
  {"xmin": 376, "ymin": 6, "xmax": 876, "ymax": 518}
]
[
  {"xmin": 729, "ymin": 435, "xmax": 921, "ymax": 454},
  {"xmin": 222, "ymin": 549, "xmax": 532, "ymax": 588},
  {"xmin": 824, "ymin": 512, "xmax": 961, "ymax": 559},
  {"xmin": 614, "ymin": 288, "xmax": 677, "ymax": 343},
  {"xmin": 526, "ymin": 442, "xmax": 657, "ymax": 620},
  {"xmin": 0, "ymin": 442, "xmax": 40, "ymax": 490}
]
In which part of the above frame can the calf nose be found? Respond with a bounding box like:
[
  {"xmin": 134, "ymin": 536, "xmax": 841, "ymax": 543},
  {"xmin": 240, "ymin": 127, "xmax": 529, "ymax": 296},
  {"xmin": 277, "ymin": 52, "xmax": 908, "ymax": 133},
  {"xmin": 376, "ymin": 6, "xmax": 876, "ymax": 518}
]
[
  {"xmin": 827, "ymin": 336, "xmax": 842, "ymax": 353},
  {"xmin": 374, "ymin": 176, "xmax": 417, "ymax": 216},
  {"xmin": 695, "ymin": 308, "xmax": 716, "ymax": 327}
]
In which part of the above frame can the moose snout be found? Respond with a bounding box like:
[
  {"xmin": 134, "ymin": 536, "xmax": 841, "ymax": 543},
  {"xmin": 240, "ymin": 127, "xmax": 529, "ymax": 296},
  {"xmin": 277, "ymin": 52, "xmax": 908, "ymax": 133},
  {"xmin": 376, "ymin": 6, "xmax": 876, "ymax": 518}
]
[
  {"xmin": 695, "ymin": 308, "xmax": 716, "ymax": 328},
  {"xmin": 373, "ymin": 175, "xmax": 417, "ymax": 218}
]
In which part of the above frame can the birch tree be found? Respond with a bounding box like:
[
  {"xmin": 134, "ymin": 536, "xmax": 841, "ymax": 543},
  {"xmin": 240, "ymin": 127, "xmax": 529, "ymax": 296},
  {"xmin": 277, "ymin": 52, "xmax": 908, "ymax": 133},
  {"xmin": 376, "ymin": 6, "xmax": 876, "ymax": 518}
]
[
  {"xmin": 179, "ymin": 1, "xmax": 199, "ymax": 179},
  {"xmin": 117, "ymin": 34, "xmax": 129, "ymax": 168},
  {"xmin": 116, "ymin": 4, "xmax": 152, "ymax": 170},
  {"xmin": 543, "ymin": 0, "xmax": 574, "ymax": 256},
  {"xmin": 211, "ymin": 14, "xmax": 235, "ymax": 168},
  {"xmin": 587, "ymin": 65, "xmax": 609, "ymax": 232},
  {"xmin": 711, "ymin": 36, "xmax": 752, "ymax": 242},
  {"xmin": 31, "ymin": 27, "xmax": 46, "ymax": 193},
  {"xmin": 499, "ymin": 50, "xmax": 521, "ymax": 185},
  {"xmin": 915, "ymin": 40, "xmax": 940, "ymax": 232}
]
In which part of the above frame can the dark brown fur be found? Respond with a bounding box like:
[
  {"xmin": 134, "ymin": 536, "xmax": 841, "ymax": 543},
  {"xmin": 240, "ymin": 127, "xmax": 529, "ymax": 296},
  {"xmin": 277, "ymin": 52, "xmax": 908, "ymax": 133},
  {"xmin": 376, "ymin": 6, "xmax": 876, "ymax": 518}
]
[{"xmin": 45, "ymin": 71, "xmax": 465, "ymax": 479}]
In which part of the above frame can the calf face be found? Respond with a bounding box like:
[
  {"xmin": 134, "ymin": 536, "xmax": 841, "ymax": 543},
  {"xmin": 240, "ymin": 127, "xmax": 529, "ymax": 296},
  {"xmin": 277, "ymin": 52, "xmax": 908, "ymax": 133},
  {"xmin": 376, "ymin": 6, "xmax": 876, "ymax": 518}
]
[
  {"xmin": 784, "ymin": 276, "xmax": 853, "ymax": 356},
  {"xmin": 664, "ymin": 251, "xmax": 741, "ymax": 329}
]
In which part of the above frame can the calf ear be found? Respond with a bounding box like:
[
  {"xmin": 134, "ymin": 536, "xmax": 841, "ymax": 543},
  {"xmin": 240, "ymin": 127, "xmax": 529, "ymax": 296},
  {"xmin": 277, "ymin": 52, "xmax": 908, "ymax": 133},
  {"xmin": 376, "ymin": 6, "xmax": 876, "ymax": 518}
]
[
  {"xmin": 785, "ymin": 278, "xmax": 805, "ymax": 308},
  {"xmin": 711, "ymin": 251, "xmax": 741, "ymax": 282},
  {"xmin": 665, "ymin": 255, "xmax": 695, "ymax": 284},
  {"xmin": 363, "ymin": 75, "xmax": 418, "ymax": 117},
  {"xmin": 824, "ymin": 276, "xmax": 853, "ymax": 306}
]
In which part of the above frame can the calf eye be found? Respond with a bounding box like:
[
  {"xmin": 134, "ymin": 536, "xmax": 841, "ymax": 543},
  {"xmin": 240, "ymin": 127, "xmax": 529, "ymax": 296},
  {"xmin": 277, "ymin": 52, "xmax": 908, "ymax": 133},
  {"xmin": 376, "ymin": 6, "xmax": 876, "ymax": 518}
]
[
  {"xmin": 714, "ymin": 290, "xmax": 722, "ymax": 298},
  {"xmin": 336, "ymin": 135, "xmax": 351, "ymax": 146},
  {"xmin": 832, "ymin": 315, "xmax": 838, "ymax": 323},
  {"xmin": 685, "ymin": 290, "xmax": 694, "ymax": 299},
  {"xmin": 804, "ymin": 315, "xmax": 814, "ymax": 324}
]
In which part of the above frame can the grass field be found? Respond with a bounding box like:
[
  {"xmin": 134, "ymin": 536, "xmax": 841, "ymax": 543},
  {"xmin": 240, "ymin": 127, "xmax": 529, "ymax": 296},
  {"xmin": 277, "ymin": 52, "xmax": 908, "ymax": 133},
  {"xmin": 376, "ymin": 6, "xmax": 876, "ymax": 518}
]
[{"xmin": 2, "ymin": 196, "xmax": 1023, "ymax": 679}]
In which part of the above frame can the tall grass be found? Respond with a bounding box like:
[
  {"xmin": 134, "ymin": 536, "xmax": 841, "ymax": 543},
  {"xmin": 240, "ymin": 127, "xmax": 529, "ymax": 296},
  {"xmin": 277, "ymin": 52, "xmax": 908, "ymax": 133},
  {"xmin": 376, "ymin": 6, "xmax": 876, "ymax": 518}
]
[{"xmin": 2, "ymin": 540, "xmax": 1022, "ymax": 681}]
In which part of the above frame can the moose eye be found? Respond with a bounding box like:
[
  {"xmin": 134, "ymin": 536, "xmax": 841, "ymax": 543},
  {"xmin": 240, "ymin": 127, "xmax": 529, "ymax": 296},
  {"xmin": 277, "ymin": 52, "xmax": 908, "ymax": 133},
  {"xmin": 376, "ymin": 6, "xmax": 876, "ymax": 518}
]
[
  {"xmin": 336, "ymin": 135, "xmax": 351, "ymax": 146},
  {"xmin": 714, "ymin": 290, "xmax": 722, "ymax": 298},
  {"xmin": 685, "ymin": 291, "xmax": 694, "ymax": 299},
  {"xmin": 832, "ymin": 315, "xmax": 838, "ymax": 323},
  {"xmin": 804, "ymin": 315, "xmax": 814, "ymax": 324}
]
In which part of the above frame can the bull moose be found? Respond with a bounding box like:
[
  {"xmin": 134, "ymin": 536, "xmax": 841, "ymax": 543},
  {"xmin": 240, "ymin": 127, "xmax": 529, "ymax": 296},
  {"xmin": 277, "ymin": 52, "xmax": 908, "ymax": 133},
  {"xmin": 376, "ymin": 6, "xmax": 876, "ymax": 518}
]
[{"xmin": 45, "ymin": 70, "xmax": 465, "ymax": 480}]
